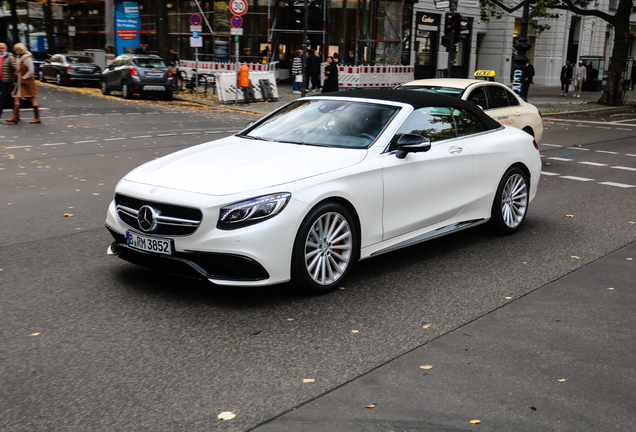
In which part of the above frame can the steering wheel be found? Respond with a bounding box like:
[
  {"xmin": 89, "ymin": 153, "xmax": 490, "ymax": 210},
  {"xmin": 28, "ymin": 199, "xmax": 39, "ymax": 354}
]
[{"xmin": 356, "ymin": 133, "xmax": 375, "ymax": 140}]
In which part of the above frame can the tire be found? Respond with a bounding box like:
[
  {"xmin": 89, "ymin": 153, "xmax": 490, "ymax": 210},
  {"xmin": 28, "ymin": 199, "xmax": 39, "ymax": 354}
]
[
  {"xmin": 490, "ymin": 167, "xmax": 529, "ymax": 235},
  {"xmin": 39, "ymin": 70, "xmax": 46, "ymax": 82},
  {"xmin": 292, "ymin": 202, "xmax": 357, "ymax": 294},
  {"xmin": 522, "ymin": 126, "xmax": 535, "ymax": 137},
  {"xmin": 100, "ymin": 80, "xmax": 110, "ymax": 95},
  {"xmin": 121, "ymin": 82, "xmax": 132, "ymax": 99},
  {"xmin": 55, "ymin": 73, "xmax": 63, "ymax": 86},
  {"xmin": 172, "ymin": 75, "xmax": 183, "ymax": 94}
]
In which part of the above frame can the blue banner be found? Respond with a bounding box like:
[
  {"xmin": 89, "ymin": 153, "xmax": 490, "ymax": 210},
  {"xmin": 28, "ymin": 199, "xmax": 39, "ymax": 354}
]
[{"xmin": 115, "ymin": 1, "xmax": 140, "ymax": 55}]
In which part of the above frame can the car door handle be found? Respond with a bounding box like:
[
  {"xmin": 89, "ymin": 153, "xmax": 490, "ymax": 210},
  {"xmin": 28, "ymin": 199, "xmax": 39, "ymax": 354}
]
[
  {"xmin": 515, "ymin": 110, "xmax": 521, "ymax": 116},
  {"xmin": 449, "ymin": 146, "xmax": 463, "ymax": 154}
]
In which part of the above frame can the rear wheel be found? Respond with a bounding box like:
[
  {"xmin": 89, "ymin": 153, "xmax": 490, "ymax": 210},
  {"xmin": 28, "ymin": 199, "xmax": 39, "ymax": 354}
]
[
  {"xmin": 55, "ymin": 73, "xmax": 63, "ymax": 86},
  {"xmin": 121, "ymin": 82, "xmax": 132, "ymax": 99},
  {"xmin": 292, "ymin": 202, "xmax": 357, "ymax": 294},
  {"xmin": 489, "ymin": 167, "xmax": 529, "ymax": 235},
  {"xmin": 522, "ymin": 126, "xmax": 535, "ymax": 137}
]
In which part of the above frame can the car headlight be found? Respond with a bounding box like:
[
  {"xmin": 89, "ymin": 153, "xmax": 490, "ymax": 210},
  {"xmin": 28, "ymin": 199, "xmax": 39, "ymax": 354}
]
[{"xmin": 217, "ymin": 193, "xmax": 291, "ymax": 230}]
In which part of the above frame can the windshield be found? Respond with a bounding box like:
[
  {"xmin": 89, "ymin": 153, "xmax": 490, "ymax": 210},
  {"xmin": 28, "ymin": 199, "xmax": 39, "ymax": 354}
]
[
  {"xmin": 396, "ymin": 85, "xmax": 464, "ymax": 98},
  {"xmin": 241, "ymin": 99, "xmax": 399, "ymax": 149},
  {"xmin": 135, "ymin": 58, "xmax": 166, "ymax": 68},
  {"xmin": 67, "ymin": 56, "xmax": 93, "ymax": 64}
]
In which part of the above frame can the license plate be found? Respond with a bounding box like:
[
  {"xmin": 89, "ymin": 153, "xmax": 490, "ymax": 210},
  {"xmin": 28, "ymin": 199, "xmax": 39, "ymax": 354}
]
[
  {"xmin": 79, "ymin": 68, "xmax": 92, "ymax": 72},
  {"xmin": 146, "ymin": 72, "xmax": 163, "ymax": 77},
  {"xmin": 126, "ymin": 231, "xmax": 172, "ymax": 255},
  {"xmin": 144, "ymin": 85, "xmax": 165, "ymax": 91}
]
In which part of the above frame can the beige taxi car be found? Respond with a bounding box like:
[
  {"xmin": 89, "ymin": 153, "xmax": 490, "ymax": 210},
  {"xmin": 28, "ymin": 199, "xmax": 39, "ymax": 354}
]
[{"xmin": 395, "ymin": 71, "xmax": 543, "ymax": 143}]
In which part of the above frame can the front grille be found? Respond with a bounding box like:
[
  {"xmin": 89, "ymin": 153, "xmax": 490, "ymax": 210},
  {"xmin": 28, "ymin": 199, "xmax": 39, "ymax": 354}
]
[{"xmin": 115, "ymin": 193, "xmax": 203, "ymax": 236}]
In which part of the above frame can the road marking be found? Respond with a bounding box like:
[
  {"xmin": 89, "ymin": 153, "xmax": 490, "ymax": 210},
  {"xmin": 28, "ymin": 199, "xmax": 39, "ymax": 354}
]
[
  {"xmin": 579, "ymin": 162, "xmax": 607, "ymax": 166},
  {"xmin": 595, "ymin": 126, "xmax": 611, "ymax": 129},
  {"xmin": 596, "ymin": 150, "xmax": 619, "ymax": 154},
  {"xmin": 541, "ymin": 171, "xmax": 561, "ymax": 176},
  {"xmin": 617, "ymin": 128, "xmax": 633, "ymax": 131},
  {"xmin": 599, "ymin": 182, "xmax": 636, "ymax": 188},
  {"xmin": 541, "ymin": 144, "xmax": 562, "ymax": 147},
  {"xmin": 104, "ymin": 137, "xmax": 126, "ymax": 141},
  {"xmin": 548, "ymin": 157, "xmax": 574, "ymax": 161},
  {"xmin": 125, "ymin": 113, "xmax": 142, "ymax": 115},
  {"xmin": 74, "ymin": 140, "xmax": 97, "ymax": 144},
  {"xmin": 611, "ymin": 166, "xmax": 636, "ymax": 171},
  {"xmin": 132, "ymin": 135, "xmax": 152, "ymax": 139},
  {"xmin": 105, "ymin": 113, "xmax": 123, "ymax": 116},
  {"xmin": 82, "ymin": 113, "xmax": 101, "ymax": 116},
  {"xmin": 627, "ymin": 154, "xmax": 636, "ymax": 157},
  {"xmin": 548, "ymin": 118, "xmax": 636, "ymax": 127},
  {"xmin": 4, "ymin": 145, "xmax": 32, "ymax": 149},
  {"xmin": 42, "ymin": 142, "xmax": 68, "ymax": 146},
  {"xmin": 156, "ymin": 133, "xmax": 175, "ymax": 136},
  {"xmin": 560, "ymin": 176, "xmax": 594, "ymax": 182},
  {"xmin": 575, "ymin": 125, "xmax": 591, "ymax": 128},
  {"xmin": 181, "ymin": 132, "xmax": 199, "ymax": 135},
  {"xmin": 567, "ymin": 147, "xmax": 589, "ymax": 150}
]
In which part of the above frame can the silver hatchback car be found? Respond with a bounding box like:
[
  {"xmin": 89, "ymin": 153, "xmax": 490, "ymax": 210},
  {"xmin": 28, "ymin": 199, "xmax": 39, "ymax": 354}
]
[{"xmin": 100, "ymin": 54, "xmax": 173, "ymax": 101}]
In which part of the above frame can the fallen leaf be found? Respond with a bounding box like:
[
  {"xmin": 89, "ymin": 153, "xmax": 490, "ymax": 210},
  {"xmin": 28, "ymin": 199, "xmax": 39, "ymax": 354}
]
[
  {"xmin": 628, "ymin": 258, "xmax": 633, "ymax": 261},
  {"xmin": 566, "ymin": 215, "xmax": 575, "ymax": 218},
  {"xmin": 63, "ymin": 213, "xmax": 74, "ymax": 217},
  {"xmin": 217, "ymin": 411, "xmax": 236, "ymax": 420},
  {"xmin": 470, "ymin": 420, "xmax": 481, "ymax": 424},
  {"xmin": 420, "ymin": 365, "xmax": 433, "ymax": 370},
  {"xmin": 608, "ymin": 287, "xmax": 615, "ymax": 290},
  {"xmin": 557, "ymin": 378, "xmax": 568, "ymax": 382},
  {"xmin": 505, "ymin": 297, "xmax": 512, "ymax": 300},
  {"xmin": 287, "ymin": 318, "xmax": 294, "ymax": 321},
  {"xmin": 366, "ymin": 404, "xmax": 376, "ymax": 409},
  {"xmin": 423, "ymin": 324, "xmax": 431, "ymax": 329},
  {"xmin": 30, "ymin": 333, "xmax": 40, "ymax": 336},
  {"xmin": 351, "ymin": 330, "xmax": 359, "ymax": 333},
  {"xmin": 303, "ymin": 379, "xmax": 315, "ymax": 383},
  {"xmin": 571, "ymin": 256, "xmax": 579, "ymax": 259}
]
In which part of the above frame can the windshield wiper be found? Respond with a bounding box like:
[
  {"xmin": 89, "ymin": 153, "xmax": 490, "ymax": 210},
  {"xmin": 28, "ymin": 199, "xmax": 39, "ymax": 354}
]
[{"xmin": 240, "ymin": 135, "xmax": 268, "ymax": 141}]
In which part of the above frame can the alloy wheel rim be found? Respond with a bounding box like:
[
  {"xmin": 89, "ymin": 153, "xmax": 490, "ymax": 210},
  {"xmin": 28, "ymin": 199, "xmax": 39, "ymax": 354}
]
[
  {"xmin": 501, "ymin": 173, "xmax": 528, "ymax": 228},
  {"xmin": 304, "ymin": 212, "xmax": 353, "ymax": 286}
]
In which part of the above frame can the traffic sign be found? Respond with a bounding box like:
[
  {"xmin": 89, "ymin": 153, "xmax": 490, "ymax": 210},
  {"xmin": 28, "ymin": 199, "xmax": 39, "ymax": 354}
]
[
  {"xmin": 190, "ymin": 37, "xmax": 203, "ymax": 48},
  {"xmin": 192, "ymin": 31, "xmax": 200, "ymax": 38},
  {"xmin": 190, "ymin": 13, "xmax": 202, "ymax": 26},
  {"xmin": 190, "ymin": 25, "xmax": 202, "ymax": 32},
  {"xmin": 230, "ymin": 28, "xmax": 244, "ymax": 36},
  {"xmin": 229, "ymin": 0, "xmax": 248, "ymax": 16},
  {"xmin": 231, "ymin": 15, "xmax": 243, "ymax": 28}
]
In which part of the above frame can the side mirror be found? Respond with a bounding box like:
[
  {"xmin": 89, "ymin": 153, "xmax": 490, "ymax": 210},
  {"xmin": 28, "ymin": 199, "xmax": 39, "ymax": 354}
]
[
  {"xmin": 395, "ymin": 134, "xmax": 431, "ymax": 159},
  {"xmin": 108, "ymin": 64, "xmax": 114, "ymax": 70}
]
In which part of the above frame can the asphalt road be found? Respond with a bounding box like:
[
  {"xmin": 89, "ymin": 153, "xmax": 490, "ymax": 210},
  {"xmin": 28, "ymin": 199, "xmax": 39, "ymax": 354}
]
[{"xmin": 1, "ymin": 85, "xmax": 635, "ymax": 431}]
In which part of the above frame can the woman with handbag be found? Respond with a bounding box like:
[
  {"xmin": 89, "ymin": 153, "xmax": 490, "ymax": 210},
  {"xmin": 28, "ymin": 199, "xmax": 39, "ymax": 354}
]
[
  {"xmin": 6, "ymin": 43, "xmax": 40, "ymax": 124},
  {"xmin": 321, "ymin": 56, "xmax": 339, "ymax": 93}
]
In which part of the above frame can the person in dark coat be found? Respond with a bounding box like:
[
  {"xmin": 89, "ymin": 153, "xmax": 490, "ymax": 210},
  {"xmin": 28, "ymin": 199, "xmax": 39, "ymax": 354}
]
[
  {"xmin": 0, "ymin": 42, "xmax": 18, "ymax": 120},
  {"xmin": 305, "ymin": 49, "xmax": 321, "ymax": 92},
  {"xmin": 321, "ymin": 55, "xmax": 339, "ymax": 93},
  {"xmin": 520, "ymin": 60, "xmax": 534, "ymax": 102},
  {"xmin": 560, "ymin": 60, "xmax": 573, "ymax": 97}
]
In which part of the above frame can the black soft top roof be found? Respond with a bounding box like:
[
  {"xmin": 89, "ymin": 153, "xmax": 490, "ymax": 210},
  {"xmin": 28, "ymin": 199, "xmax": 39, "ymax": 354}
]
[{"xmin": 315, "ymin": 89, "xmax": 501, "ymax": 131}]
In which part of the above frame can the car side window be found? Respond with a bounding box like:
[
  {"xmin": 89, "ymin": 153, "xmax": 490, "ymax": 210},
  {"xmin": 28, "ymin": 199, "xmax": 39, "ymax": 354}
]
[
  {"xmin": 390, "ymin": 107, "xmax": 456, "ymax": 150},
  {"xmin": 452, "ymin": 109, "xmax": 488, "ymax": 137},
  {"xmin": 50, "ymin": 55, "xmax": 61, "ymax": 63},
  {"xmin": 486, "ymin": 86, "xmax": 510, "ymax": 109},
  {"xmin": 466, "ymin": 87, "xmax": 489, "ymax": 110},
  {"xmin": 505, "ymin": 88, "xmax": 520, "ymax": 106}
]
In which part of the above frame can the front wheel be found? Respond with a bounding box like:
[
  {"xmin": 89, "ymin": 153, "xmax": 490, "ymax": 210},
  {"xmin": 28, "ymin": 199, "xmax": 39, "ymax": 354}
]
[
  {"xmin": 100, "ymin": 80, "xmax": 110, "ymax": 95},
  {"xmin": 292, "ymin": 202, "xmax": 357, "ymax": 294},
  {"xmin": 489, "ymin": 167, "xmax": 529, "ymax": 235},
  {"xmin": 39, "ymin": 70, "xmax": 46, "ymax": 82},
  {"xmin": 55, "ymin": 73, "xmax": 63, "ymax": 86}
]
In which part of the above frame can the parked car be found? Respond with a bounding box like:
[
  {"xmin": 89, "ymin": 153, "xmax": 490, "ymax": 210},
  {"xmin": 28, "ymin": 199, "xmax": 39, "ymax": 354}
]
[
  {"xmin": 105, "ymin": 90, "xmax": 541, "ymax": 293},
  {"xmin": 395, "ymin": 74, "xmax": 543, "ymax": 143},
  {"xmin": 39, "ymin": 54, "xmax": 102, "ymax": 86},
  {"xmin": 31, "ymin": 51, "xmax": 51, "ymax": 80},
  {"xmin": 100, "ymin": 53, "xmax": 173, "ymax": 101}
]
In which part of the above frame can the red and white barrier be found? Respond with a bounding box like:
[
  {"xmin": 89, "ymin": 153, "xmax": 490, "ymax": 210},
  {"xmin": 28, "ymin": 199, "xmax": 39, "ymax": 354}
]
[{"xmin": 338, "ymin": 65, "xmax": 414, "ymax": 89}]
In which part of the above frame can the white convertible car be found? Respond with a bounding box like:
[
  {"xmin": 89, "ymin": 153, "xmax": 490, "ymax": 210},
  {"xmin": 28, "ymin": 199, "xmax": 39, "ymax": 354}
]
[{"xmin": 106, "ymin": 90, "xmax": 541, "ymax": 294}]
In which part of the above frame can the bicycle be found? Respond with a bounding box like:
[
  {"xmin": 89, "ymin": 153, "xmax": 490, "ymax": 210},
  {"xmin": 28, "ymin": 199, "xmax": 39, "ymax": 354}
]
[{"xmin": 172, "ymin": 68, "xmax": 215, "ymax": 95}]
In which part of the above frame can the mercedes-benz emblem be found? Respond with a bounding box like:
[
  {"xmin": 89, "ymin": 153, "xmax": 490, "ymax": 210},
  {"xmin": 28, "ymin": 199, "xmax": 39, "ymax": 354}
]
[{"xmin": 137, "ymin": 205, "xmax": 158, "ymax": 232}]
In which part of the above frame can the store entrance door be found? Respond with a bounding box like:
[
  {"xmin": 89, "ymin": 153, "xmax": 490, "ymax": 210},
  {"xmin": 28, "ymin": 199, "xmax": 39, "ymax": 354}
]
[{"xmin": 414, "ymin": 12, "xmax": 440, "ymax": 79}]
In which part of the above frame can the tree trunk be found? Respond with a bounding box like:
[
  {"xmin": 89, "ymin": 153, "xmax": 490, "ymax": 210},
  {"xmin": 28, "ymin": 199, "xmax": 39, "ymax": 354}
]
[
  {"xmin": 153, "ymin": 0, "xmax": 170, "ymax": 64},
  {"xmin": 9, "ymin": 0, "xmax": 19, "ymax": 46},
  {"xmin": 43, "ymin": 0, "xmax": 56, "ymax": 54},
  {"xmin": 598, "ymin": 0, "xmax": 632, "ymax": 106}
]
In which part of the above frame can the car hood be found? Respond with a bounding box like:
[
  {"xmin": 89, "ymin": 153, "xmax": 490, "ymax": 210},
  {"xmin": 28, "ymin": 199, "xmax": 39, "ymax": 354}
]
[{"xmin": 123, "ymin": 136, "xmax": 367, "ymax": 196}]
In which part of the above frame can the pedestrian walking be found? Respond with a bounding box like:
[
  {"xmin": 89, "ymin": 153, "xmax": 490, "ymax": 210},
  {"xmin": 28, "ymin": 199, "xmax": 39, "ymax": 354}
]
[
  {"xmin": 520, "ymin": 60, "xmax": 534, "ymax": 102},
  {"xmin": 291, "ymin": 50, "xmax": 303, "ymax": 94},
  {"xmin": 0, "ymin": 42, "xmax": 18, "ymax": 121},
  {"xmin": 305, "ymin": 49, "xmax": 321, "ymax": 92},
  {"xmin": 572, "ymin": 60, "xmax": 586, "ymax": 98},
  {"xmin": 321, "ymin": 55, "xmax": 339, "ymax": 93},
  {"xmin": 6, "ymin": 43, "xmax": 40, "ymax": 124},
  {"xmin": 560, "ymin": 59, "xmax": 573, "ymax": 97}
]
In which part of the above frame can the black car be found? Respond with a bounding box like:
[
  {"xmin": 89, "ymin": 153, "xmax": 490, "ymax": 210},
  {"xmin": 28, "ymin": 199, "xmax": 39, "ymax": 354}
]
[
  {"xmin": 32, "ymin": 51, "xmax": 50, "ymax": 80},
  {"xmin": 39, "ymin": 54, "xmax": 102, "ymax": 86},
  {"xmin": 100, "ymin": 53, "xmax": 173, "ymax": 100}
]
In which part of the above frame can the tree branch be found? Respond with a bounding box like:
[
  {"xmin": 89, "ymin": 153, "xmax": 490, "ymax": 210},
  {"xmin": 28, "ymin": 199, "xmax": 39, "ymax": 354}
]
[
  {"xmin": 551, "ymin": 0, "xmax": 614, "ymax": 23},
  {"xmin": 486, "ymin": 0, "xmax": 525, "ymax": 13}
]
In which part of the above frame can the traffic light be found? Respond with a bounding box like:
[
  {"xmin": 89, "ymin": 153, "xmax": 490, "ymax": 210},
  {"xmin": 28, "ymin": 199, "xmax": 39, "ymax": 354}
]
[
  {"xmin": 444, "ymin": 13, "xmax": 453, "ymax": 38},
  {"xmin": 452, "ymin": 14, "xmax": 468, "ymax": 41},
  {"xmin": 290, "ymin": 3, "xmax": 303, "ymax": 29}
]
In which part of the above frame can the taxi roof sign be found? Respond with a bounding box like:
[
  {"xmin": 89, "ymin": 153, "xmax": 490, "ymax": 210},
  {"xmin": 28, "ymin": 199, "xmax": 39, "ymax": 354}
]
[{"xmin": 474, "ymin": 70, "xmax": 496, "ymax": 81}]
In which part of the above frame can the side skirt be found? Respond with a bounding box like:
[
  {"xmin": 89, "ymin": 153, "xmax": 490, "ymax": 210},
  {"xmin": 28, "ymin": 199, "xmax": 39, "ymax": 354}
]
[{"xmin": 369, "ymin": 219, "xmax": 486, "ymax": 257}]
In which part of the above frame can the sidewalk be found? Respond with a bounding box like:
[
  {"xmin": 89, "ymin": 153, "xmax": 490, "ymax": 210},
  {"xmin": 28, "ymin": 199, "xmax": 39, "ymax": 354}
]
[
  {"xmin": 176, "ymin": 82, "xmax": 636, "ymax": 116},
  {"xmin": 251, "ymin": 240, "xmax": 636, "ymax": 431}
]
